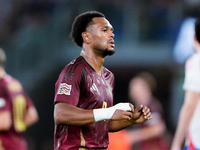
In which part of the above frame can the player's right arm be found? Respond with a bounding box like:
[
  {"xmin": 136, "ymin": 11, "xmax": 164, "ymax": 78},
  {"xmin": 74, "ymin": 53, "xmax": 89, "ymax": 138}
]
[
  {"xmin": 54, "ymin": 102, "xmax": 95, "ymax": 126},
  {"xmin": 54, "ymin": 102, "xmax": 133, "ymax": 126}
]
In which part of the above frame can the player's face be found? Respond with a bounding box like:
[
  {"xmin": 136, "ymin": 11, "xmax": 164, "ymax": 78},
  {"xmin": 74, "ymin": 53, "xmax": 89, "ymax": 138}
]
[{"xmin": 88, "ymin": 17, "xmax": 115, "ymax": 56}]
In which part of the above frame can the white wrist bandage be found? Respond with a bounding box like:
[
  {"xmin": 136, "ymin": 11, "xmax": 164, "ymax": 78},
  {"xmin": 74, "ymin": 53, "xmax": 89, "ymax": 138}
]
[{"xmin": 93, "ymin": 103, "xmax": 132, "ymax": 122}]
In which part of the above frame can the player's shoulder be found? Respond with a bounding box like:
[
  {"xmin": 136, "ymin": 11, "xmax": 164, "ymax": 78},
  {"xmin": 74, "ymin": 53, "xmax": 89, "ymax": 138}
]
[
  {"xmin": 192, "ymin": 52, "xmax": 200, "ymax": 59},
  {"xmin": 186, "ymin": 52, "xmax": 200, "ymax": 67},
  {"xmin": 1, "ymin": 74, "xmax": 22, "ymax": 92},
  {"xmin": 63, "ymin": 56, "xmax": 88, "ymax": 74},
  {"xmin": 58, "ymin": 56, "xmax": 89, "ymax": 82},
  {"xmin": 2, "ymin": 74, "xmax": 18, "ymax": 84}
]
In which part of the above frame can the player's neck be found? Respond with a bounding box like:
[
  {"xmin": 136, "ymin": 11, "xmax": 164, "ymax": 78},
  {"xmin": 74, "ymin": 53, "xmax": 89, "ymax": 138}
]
[
  {"xmin": 80, "ymin": 49, "xmax": 104, "ymax": 76},
  {"xmin": 195, "ymin": 45, "xmax": 200, "ymax": 53}
]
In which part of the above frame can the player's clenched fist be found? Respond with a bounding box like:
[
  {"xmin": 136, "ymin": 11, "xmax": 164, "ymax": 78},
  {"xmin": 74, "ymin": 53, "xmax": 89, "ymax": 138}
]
[{"xmin": 132, "ymin": 105, "xmax": 152, "ymax": 123}]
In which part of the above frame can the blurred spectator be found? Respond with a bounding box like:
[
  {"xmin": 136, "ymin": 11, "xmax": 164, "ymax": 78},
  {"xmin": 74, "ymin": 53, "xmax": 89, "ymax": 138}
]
[
  {"xmin": 172, "ymin": 2, "xmax": 200, "ymax": 64},
  {"xmin": 0, "ymin": 48, "xmax": 39, "ymax": 150},
  {"xmin": 108, "ymin": 72, "xmax": 171, "ymax": 150},
  {"xmin": 171, "ymin": 18, "xmax": 200, "ymax": 150},
  {"xmin": 173, "ymin": 17, "xmax": 196, "ymax": 64}
]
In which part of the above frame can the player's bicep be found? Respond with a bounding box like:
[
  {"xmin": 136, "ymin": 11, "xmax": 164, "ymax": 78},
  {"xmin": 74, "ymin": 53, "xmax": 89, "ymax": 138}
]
[
  {"xmin": 54, "ymin": 102, "xmax": 74, "ymax": 124},
  {"xmin": 54, "ymin": 102, "xmax": 94, "ymax": 126}
]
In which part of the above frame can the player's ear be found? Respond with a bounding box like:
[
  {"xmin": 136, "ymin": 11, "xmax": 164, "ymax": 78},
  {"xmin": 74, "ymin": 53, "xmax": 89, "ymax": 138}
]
[{"xmin": 82, "ymin": 32, "xmax": 91, "ymax": 44}]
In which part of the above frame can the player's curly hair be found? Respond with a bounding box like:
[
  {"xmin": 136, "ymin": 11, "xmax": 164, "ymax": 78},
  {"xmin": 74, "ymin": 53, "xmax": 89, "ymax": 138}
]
[
  {"xmin": 70, "ymin": 11, "xmax": 105, "ymax": 47},
  {"xmin": 195, "ymin": 18, "xmax": 200, "ymax": 43},
  {"xmin": 0, "ymin": 48, "xmax": 6, "ymax": 67}
]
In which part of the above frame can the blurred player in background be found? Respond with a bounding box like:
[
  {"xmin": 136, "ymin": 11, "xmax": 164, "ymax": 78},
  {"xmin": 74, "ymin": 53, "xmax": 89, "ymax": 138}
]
[
  {"xmin": 108, "ymin": 72, "xmax": 171, "ymax": 150},
  {"xmin": 171, "ymin": 18, "xmax": 200, "ymax": 150},
  {"xmin": 53, "ymin": 11, "xmax": 152, "ymax": 150},
  {"xmin": 0, "ymin": 48, "xmax": 39, "ymax": 150}
]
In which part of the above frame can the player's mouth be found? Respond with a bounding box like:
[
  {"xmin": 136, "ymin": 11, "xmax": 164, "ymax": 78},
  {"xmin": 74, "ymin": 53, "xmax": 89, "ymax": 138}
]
[{"xmin": 109, "ymin": 40, "xmax": 115, "ymax": 48}]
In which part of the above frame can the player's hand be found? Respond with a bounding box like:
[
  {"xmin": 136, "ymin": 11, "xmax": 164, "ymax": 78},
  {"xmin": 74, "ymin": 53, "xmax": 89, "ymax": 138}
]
[
  {"xmin": 111, "ymin": 103, "xmax": 134, "ymax": 121},
  {"xmin": 132, "ymin": 105, "xmax": 152, "ymax": 123},
  {"xmin": 111, "ymin": 109, "xmax": 133, "ymax": 121}
]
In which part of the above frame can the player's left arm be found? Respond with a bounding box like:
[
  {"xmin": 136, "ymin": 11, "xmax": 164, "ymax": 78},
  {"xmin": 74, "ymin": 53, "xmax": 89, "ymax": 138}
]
[
  {"xmin": 171, "ymin": 90, "xmax": 199, "ymax": 150},
  {"xmin": 23, "ymin": 92, "xmax": 39, "ymax": 127},
  {"xmin": 24, "ymin": 106, "xmax": 39, "ymax": 127},
  {"xmin": 109, "ymin": 105, "xmax": 152, "ymax": 132}
]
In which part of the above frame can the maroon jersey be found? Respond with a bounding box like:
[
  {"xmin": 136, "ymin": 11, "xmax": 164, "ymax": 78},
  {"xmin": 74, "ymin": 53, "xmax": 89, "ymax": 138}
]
[
  {"xmin": 0, "ymin": 74, "xmax": 34, "ymax": 150},
  {"xmin": 54, "ymin": 56, "xmax": 114, "ymax": 150}
]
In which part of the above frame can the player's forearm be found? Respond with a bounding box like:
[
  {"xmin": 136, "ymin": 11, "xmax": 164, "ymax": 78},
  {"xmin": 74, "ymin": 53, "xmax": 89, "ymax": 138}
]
[
  {"xmin": 172, "ymin": 106, "xmax": 195, "ymax": 148},
  {"xmin": 54, "ymin": 103, "xmax": 95, "ymax": 126},
  {"xmin": 109, "ymin": 119, "xmax": 135, "ymax": 132},
  {"xmin": 171, "ymin": 107, "xmax": 188, "ymax": 148},
  {"xmin": 172, "ymin": 91, "xmax": 199, "ymax": 149},
  {"xmin": 54, "ymin": 102, "xmax": 133, "ymax": 126}
]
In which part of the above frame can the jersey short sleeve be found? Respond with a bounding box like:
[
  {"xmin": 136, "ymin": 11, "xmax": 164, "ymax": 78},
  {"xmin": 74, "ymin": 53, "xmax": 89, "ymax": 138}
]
[
  {"xmin": 54, "ymin": 59, "xmax": 84, "ymax": 106},
  {"xmin": 0, "ymin": 75, "xmax": 34, "ymax": 112},
  {"xmin": 183, "ymin": 52, "xmax": 200, "ymax": 93},
  {"xmin": 0, "ymin": 81, "xmax": 11, "ymax": 112},
  {"xmin": 0, "ymin": 96, "xmax": 9, "ymax": 112}
]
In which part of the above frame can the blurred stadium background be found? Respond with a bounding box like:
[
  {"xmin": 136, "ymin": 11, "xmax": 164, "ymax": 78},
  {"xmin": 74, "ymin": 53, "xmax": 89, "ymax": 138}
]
[{"xmin": 1, "ymin": 0, "xmax": 200, "ymax": 149}]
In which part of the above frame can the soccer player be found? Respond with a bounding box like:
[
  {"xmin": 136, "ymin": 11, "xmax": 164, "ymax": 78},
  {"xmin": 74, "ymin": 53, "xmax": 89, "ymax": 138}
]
[
  {"xmin": 171, "ymin": 18, "xmax": 200, "ymax": 150},
  {"xmin": 53, "ymin": 11, "xmax": 152, "ymax": 150},
  {"xmin": 128, "ymin": 72, "xmax": 170, "ymax": 150},
  {"xmin": 108, "ymin": 72, "xmax": 171, "ymax": 150},
  {"xmin": 0, "ymin": 48, "xmax": 39, "ymax": 150}
]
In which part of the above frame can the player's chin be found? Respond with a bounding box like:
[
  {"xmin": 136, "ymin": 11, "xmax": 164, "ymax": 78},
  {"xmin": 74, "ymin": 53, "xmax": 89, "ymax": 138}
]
[{"xmin": 104, "ymin": 49, "xmax": 115, "ymax": 56}]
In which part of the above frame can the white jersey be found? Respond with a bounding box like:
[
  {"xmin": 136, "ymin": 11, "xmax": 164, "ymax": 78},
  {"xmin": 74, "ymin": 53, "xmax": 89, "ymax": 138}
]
[{"xmin": 183, "ymin": 52, "xmax": 200, "ymax": 148}]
